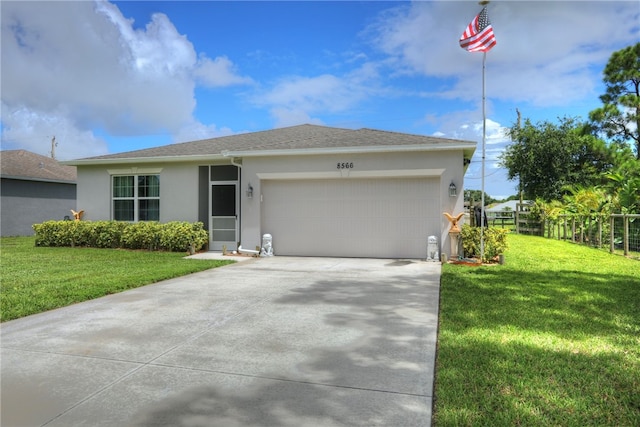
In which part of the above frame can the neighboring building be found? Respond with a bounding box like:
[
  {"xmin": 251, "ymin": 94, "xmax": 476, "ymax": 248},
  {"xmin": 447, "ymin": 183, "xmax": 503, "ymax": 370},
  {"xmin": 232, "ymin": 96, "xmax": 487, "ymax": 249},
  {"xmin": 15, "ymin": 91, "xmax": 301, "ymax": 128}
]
[
  {"xmin": 486, "ymin": 200, "xmax": 533, "ymax": 215},
  {"xmin": 1, "ymin": 150, "xmax": 77, "ymax": 236},
  {"xmin": 64, "ymin": 125, "xmax": 475, "ymax": 259},
  {"xmin": 484, "ymin": 200, "xmax": 533, "ymax": 227}
]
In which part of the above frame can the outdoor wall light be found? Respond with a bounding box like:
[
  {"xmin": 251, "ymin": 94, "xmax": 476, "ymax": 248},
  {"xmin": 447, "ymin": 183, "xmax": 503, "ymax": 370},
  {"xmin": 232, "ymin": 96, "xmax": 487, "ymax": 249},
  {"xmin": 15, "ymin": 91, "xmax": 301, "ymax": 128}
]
[
  {"xmin": 449, "ymin": 182, "xmax": 457, "ymax": 197},
  {"xmin": 246, "ymin": 183, "xmax": 253, "ymax": 199}
]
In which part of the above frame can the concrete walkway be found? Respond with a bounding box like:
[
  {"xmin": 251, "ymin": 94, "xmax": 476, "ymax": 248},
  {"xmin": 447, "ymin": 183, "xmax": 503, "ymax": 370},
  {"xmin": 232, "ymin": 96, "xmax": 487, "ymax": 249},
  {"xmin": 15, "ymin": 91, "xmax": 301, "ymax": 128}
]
[{"xmin": 1, "ymin": 256, "xmax": 441, "ymax": 427}]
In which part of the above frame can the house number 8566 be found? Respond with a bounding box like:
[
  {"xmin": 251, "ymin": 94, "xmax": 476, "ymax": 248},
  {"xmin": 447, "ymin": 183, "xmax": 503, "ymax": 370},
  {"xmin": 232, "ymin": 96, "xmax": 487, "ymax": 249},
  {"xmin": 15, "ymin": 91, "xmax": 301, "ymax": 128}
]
[{"xmin": 337, "ymin": 162, "xmax": 354, "ymax": 169}]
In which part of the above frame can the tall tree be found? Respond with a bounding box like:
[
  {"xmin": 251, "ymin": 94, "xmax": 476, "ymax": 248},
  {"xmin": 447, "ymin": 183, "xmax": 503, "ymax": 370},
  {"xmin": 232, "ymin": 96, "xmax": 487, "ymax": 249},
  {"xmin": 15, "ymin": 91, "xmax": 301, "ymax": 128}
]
[
  {"xmin": 589, "ymin": 43, "xmax": 640, "ymax": 159},
  {"xmin": 500, "ymin": 117, "xmax": 616, "ymax": 201}
]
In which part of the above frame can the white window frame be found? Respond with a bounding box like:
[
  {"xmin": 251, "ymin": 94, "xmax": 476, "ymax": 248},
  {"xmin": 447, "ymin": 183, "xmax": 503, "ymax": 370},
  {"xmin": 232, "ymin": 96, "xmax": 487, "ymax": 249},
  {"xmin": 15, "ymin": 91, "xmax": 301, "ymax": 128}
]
[{"xmin": 109, "ymin": 168, "xmax": 162, "ymax": 222}]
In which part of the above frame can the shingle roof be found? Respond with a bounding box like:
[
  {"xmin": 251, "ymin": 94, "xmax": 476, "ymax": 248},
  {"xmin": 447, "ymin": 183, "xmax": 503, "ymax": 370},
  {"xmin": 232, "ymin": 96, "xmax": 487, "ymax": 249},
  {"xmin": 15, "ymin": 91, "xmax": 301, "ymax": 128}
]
[
  {"xmin": 1, "ymin": 150, "xmax": 77, "ymax": 183},
  {"xmin": 68, "ymin": 124, "xmax": 476, "ymax": 164}
]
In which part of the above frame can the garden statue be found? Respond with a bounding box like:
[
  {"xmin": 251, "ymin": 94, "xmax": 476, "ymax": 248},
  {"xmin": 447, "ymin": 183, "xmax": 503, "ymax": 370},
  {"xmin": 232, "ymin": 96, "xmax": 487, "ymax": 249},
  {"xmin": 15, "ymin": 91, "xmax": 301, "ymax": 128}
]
[
  {"xmin": 71, "ymin": 209, "xmax": 85, "ymax": 221},
  {"xmin": 443, "ymin": 212, "xmax": 464, "ymax": 258},
  {"xmin": 427, "ymin": 235, "xmax": 439, "ymax": 261},
  {"xmin": 443, "ymin": 212, "xmax": 464, "ymax": 233},
  {"xmin": 261, "ymin": 233, "xmax": 274, "ymax": 256}
]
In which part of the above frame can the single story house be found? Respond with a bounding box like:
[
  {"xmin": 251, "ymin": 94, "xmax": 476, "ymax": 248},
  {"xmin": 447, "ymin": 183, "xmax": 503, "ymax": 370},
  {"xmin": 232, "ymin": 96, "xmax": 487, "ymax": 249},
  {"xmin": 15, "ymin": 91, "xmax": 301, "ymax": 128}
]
[
  {"xmin": 64, "ymin": 124, "xmax": 475, "ymax": 259},
  {"xmin": 1, "ymin": 150, "xmax": 77, "ymax": 236}
]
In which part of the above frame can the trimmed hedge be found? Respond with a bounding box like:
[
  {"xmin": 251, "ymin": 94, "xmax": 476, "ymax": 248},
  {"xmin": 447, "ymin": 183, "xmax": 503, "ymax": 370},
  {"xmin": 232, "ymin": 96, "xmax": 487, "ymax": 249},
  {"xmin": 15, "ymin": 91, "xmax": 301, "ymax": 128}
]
[
  {"xmin": 460, "ymin": 224, "xmax": 509, "ymax": 262},
  {"xmin": 33, "ymin": 220, "xmax": 208, "ymax": 253}
]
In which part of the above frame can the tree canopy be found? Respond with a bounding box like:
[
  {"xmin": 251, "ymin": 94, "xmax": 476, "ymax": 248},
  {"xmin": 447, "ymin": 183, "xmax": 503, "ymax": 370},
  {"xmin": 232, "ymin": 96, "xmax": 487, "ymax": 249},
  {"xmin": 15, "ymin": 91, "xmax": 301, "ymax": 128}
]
[
  {"xmin": 464, "ymin": 190, "xmax": 500, "ymax": 206},
  {"xmin": 589, "ymin": 42, "xmax": 640, "ymax": 159},
  {"xmin": 499, "ymin": 117, "xmax": 621, "ymax": 201}
]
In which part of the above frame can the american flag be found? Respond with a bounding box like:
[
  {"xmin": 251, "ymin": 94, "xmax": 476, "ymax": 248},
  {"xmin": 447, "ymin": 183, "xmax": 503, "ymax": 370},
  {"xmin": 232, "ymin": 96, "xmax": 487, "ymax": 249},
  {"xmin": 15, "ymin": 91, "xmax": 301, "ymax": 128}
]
[{"xmin": 459, "ymin": 7, "xmax": 496, "ymax": 53}]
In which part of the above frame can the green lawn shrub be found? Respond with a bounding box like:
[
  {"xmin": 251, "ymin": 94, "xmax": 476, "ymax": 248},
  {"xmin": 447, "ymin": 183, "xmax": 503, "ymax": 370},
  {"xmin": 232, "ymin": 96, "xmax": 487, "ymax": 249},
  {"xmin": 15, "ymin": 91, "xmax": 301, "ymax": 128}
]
[
  {"xmin": 160, "ymin": 221, "xmax": 209, "ymax": 252},
  {"xmin": 121, "ymin": 221, "xmax": 162, "ymax": 250},
  {"xmin": 460, "ymin": 224, "xmax": 509, "ymax": 262},
  {"xmin": 33, "ymin": 220, "xmax": 208, "ymax": 253}
]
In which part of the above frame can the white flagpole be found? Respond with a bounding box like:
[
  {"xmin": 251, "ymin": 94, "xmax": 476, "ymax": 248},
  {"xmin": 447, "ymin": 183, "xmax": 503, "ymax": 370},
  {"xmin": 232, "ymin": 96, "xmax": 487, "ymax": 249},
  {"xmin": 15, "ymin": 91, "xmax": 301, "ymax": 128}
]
[{"xmin": 480, "ymin": 51, "xmax": 486, "ymax": 263}]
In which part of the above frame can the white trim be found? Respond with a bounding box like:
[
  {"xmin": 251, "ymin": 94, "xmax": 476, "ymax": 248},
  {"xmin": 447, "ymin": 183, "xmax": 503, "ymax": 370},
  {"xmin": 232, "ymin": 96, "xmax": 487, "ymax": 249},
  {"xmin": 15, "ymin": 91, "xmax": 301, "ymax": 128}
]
[
  {"xmin": 107, "ymin": 167, "xmax": 163, "ymax": 175},
  {"xmin": 62, "ymin": 143, "xmax": 476, "ymax": 166},
  {"xmin": 223, "ymin": 143, "xmax": 475, "ymax": 158},
  {"xmin": 64, "ymin": 154, "xmax": 226, "ymax": 166},
  {"xmin": 256, "ymin": 169, "xmax": 445, "ymax": 180}
]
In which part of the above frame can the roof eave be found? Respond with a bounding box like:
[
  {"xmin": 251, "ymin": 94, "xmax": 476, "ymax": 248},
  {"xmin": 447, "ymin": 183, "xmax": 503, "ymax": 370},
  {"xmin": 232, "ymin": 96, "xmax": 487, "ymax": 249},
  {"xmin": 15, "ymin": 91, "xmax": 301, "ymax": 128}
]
[
  {"xmin": 1, "ymin": 175, "xmax": 76, "ymax": 184},
  {"xmin": 61, "ymin": 153, "xmax": 227, "ymax": 166},
  {"xmin": 61, "ymin": 141, "xmax": 477, "ymax": 165},
  {"xmin": 223, "ymin": 142, "xmax": 477, "ymax": 158}
]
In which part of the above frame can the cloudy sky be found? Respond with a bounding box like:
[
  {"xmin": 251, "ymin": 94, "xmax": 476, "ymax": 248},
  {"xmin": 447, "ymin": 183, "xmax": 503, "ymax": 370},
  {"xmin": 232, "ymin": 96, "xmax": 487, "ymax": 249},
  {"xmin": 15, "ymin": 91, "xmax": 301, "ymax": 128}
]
[{"xmin": 2, "ymin": 1, "xmax": 638, "ymax": 198}]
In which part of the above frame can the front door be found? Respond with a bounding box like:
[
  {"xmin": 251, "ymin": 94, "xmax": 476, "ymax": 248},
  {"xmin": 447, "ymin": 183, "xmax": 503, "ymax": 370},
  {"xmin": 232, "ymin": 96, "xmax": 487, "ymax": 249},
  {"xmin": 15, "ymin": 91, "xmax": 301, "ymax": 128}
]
[{"xmin": 210, "ymin": 183, "xmax": 238, "ymax": 251}]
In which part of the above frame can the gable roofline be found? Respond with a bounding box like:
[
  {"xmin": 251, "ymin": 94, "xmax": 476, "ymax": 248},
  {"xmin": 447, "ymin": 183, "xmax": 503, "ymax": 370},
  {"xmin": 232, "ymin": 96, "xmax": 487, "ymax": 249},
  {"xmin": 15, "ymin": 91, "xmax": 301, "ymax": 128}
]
[{"xmin": 62, "ymin": 124, "xmax": 477, "ymax": 166}]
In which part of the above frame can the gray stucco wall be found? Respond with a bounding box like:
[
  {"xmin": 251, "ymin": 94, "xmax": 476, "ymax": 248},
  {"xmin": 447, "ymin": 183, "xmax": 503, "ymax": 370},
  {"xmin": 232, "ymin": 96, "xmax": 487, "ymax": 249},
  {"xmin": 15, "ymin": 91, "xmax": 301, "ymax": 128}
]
[
  {"xmin": 73, "ymin": 149, "xmax": 467, "ymax": 257},
  {"xmin": 76, "ymin": 163, "xmax": 201, "ymax": 222},
  {"xmin": 1, "ymin": 178, "xmax": 76, "ymax": 236}
]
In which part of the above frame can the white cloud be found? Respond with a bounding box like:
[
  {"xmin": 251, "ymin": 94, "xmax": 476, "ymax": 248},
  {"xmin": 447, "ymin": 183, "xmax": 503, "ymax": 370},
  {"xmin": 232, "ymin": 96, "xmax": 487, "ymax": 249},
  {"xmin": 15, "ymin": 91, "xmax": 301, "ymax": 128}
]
[
  {"xmin": 1, "ymin": 0, "xmax": 250, "ymax": 159},
  {"xmin": 269, "ymin": 107, "xmax": 325, "ymax": 128},
  {"xmin": 1, "ymin": 103, "xmax": 108, "ymax": 161},
  {"xmin": 253, "ymin": 62, "xmax": 384, "ymax": 127},
  {"xmin": 172, "ymin": 120, "xmax": 235, "ymax": 143},
  {"xmin": 195, "ymin": 55, "xmax": 254, "ymax": 87},
  {"xmin": 266, "ymin": 75, "xmax": 349, "ymax": 111},
  {"xmin": 95, "ymin": 2, "xmax": 196, "ymax": 77},
  {"xmin": 369, "ymin": 1, "xmax": 640, "ymax": 107}
]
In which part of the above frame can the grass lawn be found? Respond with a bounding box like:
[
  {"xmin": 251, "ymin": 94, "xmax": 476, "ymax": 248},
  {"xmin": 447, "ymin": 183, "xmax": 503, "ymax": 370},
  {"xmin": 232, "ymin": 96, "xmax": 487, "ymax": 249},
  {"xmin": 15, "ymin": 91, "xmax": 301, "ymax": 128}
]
[
  {"xmin": 0, "ymin": 237, "xmax": 233, "ymax": 322},
  {"xmin": 434, "ymin": 234, "xmax": 640, "ymax": 426}
]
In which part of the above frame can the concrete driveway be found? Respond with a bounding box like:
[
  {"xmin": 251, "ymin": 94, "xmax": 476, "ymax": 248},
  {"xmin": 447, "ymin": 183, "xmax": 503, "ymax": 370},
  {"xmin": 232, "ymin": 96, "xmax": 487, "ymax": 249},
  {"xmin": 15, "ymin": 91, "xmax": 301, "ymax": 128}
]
[{"xmin": 1, "ymin": 256, "xmax": 441, "ymax": 427}]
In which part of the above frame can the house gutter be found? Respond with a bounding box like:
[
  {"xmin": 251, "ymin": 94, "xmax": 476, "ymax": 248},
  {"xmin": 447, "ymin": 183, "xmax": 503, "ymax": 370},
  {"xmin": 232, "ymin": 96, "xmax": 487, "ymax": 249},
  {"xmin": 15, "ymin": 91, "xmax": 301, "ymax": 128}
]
[
  {"xmin": 0, "ymin": 175, "xmax": 77, "ymax": 184},
  {"xmin": 61, "ymin": 154, "xmax": 227, "ymax": 166},
  {"xmin": 222, "ymin": 142, "xmax": 476, "ymax": 158},
  {"xmin": 229, "ymin": 157, "xmax": 243, "ymax": 168},
  {"xmin": 62, "ymin": 142, "xmax": 476, "ymax": 166}
]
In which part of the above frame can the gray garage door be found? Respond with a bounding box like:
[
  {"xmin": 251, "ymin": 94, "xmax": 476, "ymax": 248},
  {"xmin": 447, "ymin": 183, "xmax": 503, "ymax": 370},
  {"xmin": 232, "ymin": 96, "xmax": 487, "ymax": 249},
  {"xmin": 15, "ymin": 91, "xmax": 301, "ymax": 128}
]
[{"xmin": 261, "ymin": 178, "xmax": 440, "ymax": 258}]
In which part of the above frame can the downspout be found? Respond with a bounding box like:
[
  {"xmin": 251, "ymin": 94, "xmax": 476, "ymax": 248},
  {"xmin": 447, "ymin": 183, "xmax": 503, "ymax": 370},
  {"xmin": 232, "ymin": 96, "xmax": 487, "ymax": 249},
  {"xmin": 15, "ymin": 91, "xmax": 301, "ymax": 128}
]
[
  {"xmin": 230, "ymin": 157, "xmax": 243, "ymax": 250},
  {"xmin": 230, "ymin": 157, "xmax": 243, "ymax": 168}
]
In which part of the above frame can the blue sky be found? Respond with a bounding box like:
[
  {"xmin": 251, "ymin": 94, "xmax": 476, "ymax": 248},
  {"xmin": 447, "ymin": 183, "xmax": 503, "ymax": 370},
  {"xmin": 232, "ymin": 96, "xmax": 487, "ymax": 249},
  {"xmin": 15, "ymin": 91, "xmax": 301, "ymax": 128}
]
[{"xmin": 2, "ymin": 1, "xmax": 639, "ymax": 198}]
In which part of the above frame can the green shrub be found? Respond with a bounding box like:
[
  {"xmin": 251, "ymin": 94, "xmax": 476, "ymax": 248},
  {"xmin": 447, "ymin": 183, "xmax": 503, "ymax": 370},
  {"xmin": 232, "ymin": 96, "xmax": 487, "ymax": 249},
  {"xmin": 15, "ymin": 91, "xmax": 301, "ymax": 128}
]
[
  {"xmin": 122, "ymin": 221, "xmax": 161, "ymax": 250},
  {"xmin": 459, "ymin": 225, "xmax": 480, "ymax": 258},
  {"xmin": 33, "ymin": 221, "xmax": 55, "ymax": 246},
  {"xmin": 32, "ymin": 220, "xmax": 208, "ymax": 253},
  {"xmin": 33, "ymin": 220, "xmax": 79, "ymax": 247},
  {"xmin": 159, "ymin": 221, "xmax": 208, "ymax": 252},
  {"xmin": 460, "ymin": 224, "xmax": 509, "ymax": 262},
  {"xmin": 87, "ymin": 221, "xmax": 127, "ymax": 248}
]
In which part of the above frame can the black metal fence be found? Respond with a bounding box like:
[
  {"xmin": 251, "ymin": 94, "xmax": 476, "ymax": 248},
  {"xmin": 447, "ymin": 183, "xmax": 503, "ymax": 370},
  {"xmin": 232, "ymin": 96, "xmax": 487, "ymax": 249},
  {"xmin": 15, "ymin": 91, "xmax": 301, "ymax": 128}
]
[{"xmin": 513, "ymin": 210, "xmax": 640, "ymax": 259}]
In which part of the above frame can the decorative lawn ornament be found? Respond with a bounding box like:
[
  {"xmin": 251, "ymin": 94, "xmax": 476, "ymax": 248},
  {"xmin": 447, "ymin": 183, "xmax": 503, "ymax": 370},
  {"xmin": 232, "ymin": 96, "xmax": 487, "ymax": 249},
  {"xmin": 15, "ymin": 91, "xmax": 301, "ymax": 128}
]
[
  {"xmin": 71, "ymin": 209, "xmax": 84, "ymax": 221},
  {"xmin": 443, "ymin": 212, "xmax": 464, "ymax": 233},
  {"xmin": 427, "ymin": 235, "xmax": 439, "ymax": 262},
  {"xmin": 444, "ymin": 212, "xmax": 465, "ymax": 259}
]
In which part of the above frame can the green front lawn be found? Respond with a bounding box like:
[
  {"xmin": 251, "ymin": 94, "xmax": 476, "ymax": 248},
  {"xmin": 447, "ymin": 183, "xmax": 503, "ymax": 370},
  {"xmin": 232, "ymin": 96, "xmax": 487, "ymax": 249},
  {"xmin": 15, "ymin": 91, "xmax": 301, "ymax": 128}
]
[
  {"xmin": 0, "ymin": 237, "xmax": 232, "ymax": 322},
  {"xmin": 434, "ymin": 234, "xmax": 640, "ymax": 426}
]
